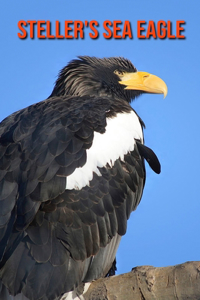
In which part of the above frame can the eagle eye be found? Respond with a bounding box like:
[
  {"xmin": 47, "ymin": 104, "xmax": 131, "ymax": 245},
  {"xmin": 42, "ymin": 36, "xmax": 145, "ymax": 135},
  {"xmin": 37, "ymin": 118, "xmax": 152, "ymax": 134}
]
[{"xmin": 114, "ymin": 70, "xmax": 125, "ymax": 77}]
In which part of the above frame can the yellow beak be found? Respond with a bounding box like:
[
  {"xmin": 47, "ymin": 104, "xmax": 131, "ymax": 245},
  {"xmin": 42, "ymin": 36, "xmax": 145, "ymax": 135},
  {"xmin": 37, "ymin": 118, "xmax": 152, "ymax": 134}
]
[{"xmin": 119, "ymin": 71, "xmax": 168, "ymax": 98}]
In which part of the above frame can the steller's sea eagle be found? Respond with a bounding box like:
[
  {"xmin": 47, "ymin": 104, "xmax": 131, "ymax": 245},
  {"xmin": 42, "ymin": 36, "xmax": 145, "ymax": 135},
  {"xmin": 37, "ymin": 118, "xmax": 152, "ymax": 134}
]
[{"xmin": 0, "ymin": 56, "xmax": 167, "ymax": 300}]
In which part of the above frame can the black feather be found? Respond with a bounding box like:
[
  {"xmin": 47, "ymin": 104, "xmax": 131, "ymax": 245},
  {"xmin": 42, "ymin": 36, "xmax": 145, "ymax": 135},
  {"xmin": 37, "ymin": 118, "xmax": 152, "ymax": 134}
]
[{"xmin": 136, "ymin": 140, "xmax": 161, "ymax": 174}]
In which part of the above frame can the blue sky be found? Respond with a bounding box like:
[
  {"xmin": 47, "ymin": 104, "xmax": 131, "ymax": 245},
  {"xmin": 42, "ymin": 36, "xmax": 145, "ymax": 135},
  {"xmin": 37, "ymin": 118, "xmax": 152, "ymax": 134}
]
[{"xmin": 0, "ymin": 1, "xmax": 199, "ymax": 275}]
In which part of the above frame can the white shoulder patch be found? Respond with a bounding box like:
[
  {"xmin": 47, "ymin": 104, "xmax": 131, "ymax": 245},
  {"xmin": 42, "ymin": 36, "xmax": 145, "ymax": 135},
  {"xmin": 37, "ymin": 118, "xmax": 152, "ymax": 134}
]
[{"xmin": 66, "ymin": 111, "xmax": 143, "ymax": 190}]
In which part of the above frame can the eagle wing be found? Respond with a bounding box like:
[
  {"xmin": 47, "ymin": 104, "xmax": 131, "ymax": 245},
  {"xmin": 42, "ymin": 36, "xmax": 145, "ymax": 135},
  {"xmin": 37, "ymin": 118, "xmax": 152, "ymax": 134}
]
[{"xmin": 0, "ymin": 96, "xmax": 145, "ymax": 300}]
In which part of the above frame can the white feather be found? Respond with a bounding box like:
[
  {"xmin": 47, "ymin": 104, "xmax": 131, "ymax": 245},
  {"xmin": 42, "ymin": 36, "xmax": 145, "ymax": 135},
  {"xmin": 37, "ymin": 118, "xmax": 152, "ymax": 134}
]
[
  {"xmin": 67, "ymin": 111, "xmax": 143, "ymax": 190},
  {"xmin": 60, "ymin": 283, "xmax": 91, "ymax": 300},
  {"xmin": 60, "ymin": 291, "xmax": 78, "ymax": 300}
]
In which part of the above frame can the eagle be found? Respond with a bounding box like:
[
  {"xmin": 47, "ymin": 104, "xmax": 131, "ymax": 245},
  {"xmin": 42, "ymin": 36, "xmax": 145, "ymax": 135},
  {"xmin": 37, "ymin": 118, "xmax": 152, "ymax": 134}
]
[{"xmin": 0, "ymin": 56, "xmax": 167, "ymax": 300}]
